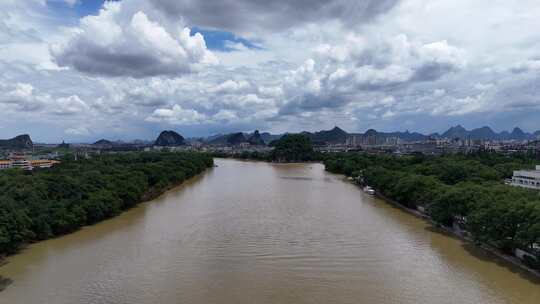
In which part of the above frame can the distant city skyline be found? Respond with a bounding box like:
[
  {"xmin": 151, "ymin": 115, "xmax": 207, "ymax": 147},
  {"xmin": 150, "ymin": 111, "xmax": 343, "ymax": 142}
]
[{"xmin": 1, "ymin": 0, "xmax": 540, "ymax": 142}]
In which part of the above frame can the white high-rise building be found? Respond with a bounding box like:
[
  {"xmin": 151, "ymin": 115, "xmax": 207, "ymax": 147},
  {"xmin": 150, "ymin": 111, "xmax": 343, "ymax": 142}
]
[{"xmin": 511, "ymin": 165, "xmax": 540, "ymax": 190}]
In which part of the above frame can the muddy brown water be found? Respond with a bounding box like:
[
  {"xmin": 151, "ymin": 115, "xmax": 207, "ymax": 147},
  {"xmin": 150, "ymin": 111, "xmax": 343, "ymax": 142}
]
[{"xmin": 1, "ymin": 159, "xmax": 539, "ymax": 304}]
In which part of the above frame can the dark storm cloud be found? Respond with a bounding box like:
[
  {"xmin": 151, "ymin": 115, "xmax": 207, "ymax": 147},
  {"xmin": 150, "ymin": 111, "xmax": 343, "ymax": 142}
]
[
  {"xmin": 149, "ymin": 0, "xmax": 401, "ymax": 32},
  {"xmin": 54, "ymin": 44, "xmax": 172, "ymax": 78},
  {"xmin": 278, "ymin": 93, "xmax": 348, "ymax": 116},
  {"xmin": 495, "ymin": 75, "xmax": 540, "ymax": 111},
  {"xmin": 411, "ymin": 62, "xmax": 459, "ymax": 82}
]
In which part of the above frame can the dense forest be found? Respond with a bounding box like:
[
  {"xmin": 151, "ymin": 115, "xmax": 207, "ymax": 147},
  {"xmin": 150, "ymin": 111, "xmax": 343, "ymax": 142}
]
[
  {"xmin": 324, "ymin": 152, "xmax": 540, "ymax": 269},
  {"xmin": 0, "ymin": 152, "xmax": 213, "ymax": 256},
  {"xmin": 270, "ymin": 134, "xmax": 318, "ymax": 162}
]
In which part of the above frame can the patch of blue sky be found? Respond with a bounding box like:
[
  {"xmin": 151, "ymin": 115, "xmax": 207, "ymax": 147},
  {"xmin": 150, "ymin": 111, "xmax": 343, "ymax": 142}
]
[
  {"xmin": 46, "ymin": 1, "xmax": 262, "ymax": 52},
  {"xmin": 75, "ymin": 0, "xmax": 108, "ymax": 16},
  {"xmin": 47, "ymin": 0, "xmax": 107, "ymax": 17},
  {"xmin": 192, "ymin": 27, "xmax": 263, "ymax": 52}
]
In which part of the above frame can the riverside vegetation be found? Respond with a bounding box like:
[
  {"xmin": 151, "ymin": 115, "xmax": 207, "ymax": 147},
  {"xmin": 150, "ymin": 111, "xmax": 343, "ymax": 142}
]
[
  {"xmin": 0, "ymin": 152, "xmax": 213, "ymax": 256},
  {"xmin": 214, "ymin": 134, "xmax": 322, "ymax": 162},
  {"xmin": 324, "ymin": 152, "xmax": 540, "ymax": 270}
]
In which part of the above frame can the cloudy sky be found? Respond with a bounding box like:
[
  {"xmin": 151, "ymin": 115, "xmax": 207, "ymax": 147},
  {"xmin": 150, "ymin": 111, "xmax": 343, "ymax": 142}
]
[{"xmin": 1, "ymin": 0, "xmax": 540, "ymax": 142}]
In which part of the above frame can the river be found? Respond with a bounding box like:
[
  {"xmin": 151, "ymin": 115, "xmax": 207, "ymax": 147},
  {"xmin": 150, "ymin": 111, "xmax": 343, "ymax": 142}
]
[{"xmin": 0, "ymin": 159, "xmax": 539, "ymax": 303}]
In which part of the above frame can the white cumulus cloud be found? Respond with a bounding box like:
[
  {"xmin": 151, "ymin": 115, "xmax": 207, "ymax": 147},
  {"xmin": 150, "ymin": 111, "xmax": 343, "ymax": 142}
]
[
  {"xmin": 52, "ymin": 1, "xmax": 218, "ymax": 78},
  {"xmin": 65, "ymin": 126, "xmax": 90, "ymax": 136},
  {"xmin": 146, "ymin": 104, "xmax": 208, "ymax": 125}
]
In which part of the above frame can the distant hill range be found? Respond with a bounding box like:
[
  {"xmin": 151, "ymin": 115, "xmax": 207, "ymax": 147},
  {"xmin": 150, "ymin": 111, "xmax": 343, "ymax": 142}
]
[
  {"xmin": 292, "ymin": 126, "xmax": 427, "ymax": 145},
  {"xmin": 0, "ymin": 134, "xmax": 33, "ymax": 149},
  {"xmin": 93, "ymin": 139, "xmax": 115, "ymax": 146},
  {"xmin": 437, "ymin": 125, "xmax": 540, "ymax": 141},
  {"xmin": 259, "ymin": 132, "xmax": 282, "ymax": 144},
  {"xmin": 207, "ymin": 132, "xmax": 248, "ymax": 146},
  {"xmin": 247, "ymin": 130, "xmax": 265, "ymax": 146},
  {"xmin": 5, "ymin": 124, "xmax": 539, "ymax": 150},
  {"xmin": 207, "ymin": 133, "xmax": 238, "ymax": 145},
  {"xmin": 154, "ymin": 130, "xmax": 185, "ymax": 146},
  {"xmin": 302, "ymin": 126, "xmax": 348, "ymax": 145},
  {"xmin": 91, "ymin": 138, "xmax": 152, "ymax": 150},
  {"xmin": 201, "ymin": 125, "xmax": 540, "ymax": 146},
  {"xmin": 347, "ymin": 125, "xmax": 540, "ymax": 143},
  {"xmin": 345, "ymin": 129, "xmax": 430, "ymax": 143},
  {"xmin": 205, "ymin": 128, "xmax": 349, "ymax": 146},
  {"xmin": 206, "ymin": 130, "xmax": 278, "ymax": 146},
  {"xmin": 90, "ymin": 131, "xmax": 186, "ymax": 148}
]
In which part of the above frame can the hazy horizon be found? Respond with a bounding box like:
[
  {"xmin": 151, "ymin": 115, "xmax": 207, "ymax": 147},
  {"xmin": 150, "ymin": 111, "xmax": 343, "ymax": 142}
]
[{"xmin": 4, "ymin": 123, "xmax": 540, "ymax": 144}]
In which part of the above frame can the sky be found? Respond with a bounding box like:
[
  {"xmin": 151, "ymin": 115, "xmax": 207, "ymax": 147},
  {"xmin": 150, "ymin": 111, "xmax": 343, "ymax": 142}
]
[{"xmin": 1, "ymin": 0, "xmax": 540, "ymax": 142}]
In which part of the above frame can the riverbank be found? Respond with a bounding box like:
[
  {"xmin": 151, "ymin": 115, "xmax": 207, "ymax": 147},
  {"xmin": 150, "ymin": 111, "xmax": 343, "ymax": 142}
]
[
  {"xmin": 0, "ymin": 165, "xmax": 213, "ymax": 293},
  {"xmin": 324, "ymin": 153, "xmax": 540, "ymax": 279},
  {"xmin": 369, "ymin": 187, "xmax": 540, "ymax": 280},
  {"xmin": 0, "ymin": 152, "xmax": 214, "ymax": 260},
  {"xmin": 0, "ymin": 275, "xmax": 12, "ymax": 291},
  {"xmin": 1, "ymin": 165, "xmax": 212, "ymax": 258}
]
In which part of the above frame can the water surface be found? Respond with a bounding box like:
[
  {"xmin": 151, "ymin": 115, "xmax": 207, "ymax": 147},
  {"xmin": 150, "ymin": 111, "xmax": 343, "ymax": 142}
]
[{"xmin": 1, "ymin": 159, "xmax": 539, "ymax": 303}]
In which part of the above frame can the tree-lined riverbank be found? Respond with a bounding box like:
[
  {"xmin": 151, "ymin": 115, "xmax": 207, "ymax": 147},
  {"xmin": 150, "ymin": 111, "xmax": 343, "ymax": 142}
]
[
  {"xmin": 324, "ymin": 152, "xmax": 540, "ymax": 271},
  {"xmin": 0, "ymin": 152, "xmax": 213, "ymax": 256}
]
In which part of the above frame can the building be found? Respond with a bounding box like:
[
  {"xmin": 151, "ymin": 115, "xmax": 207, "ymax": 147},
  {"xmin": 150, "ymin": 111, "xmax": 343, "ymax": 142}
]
[
  {"xmin": 10, "ymin": 154, "xmax": 32, "ymax": 170},
  {"xmin": 346, "ymin": 133, "xmax": 399, "ymax": 148},
  {"xmin": 402, "ymin": 140, "xmax": 439, "ymax": 155},
  {"xmin": 511, "ymin": 165, "xmax": 540, "ymax": 190},
  {"xmin": 31, "ymin": 159, "xmax": 61, "ymax": 169},
  {"xmin": 0, "ymin": 160, "xmax": 12, "ymax": 169},
  {"xmin": 0, "ymin": 154, "xmax": 60, "ymax": 171},
  {"xmin": 346, "ymin": 134, "xmax": 361, "ymax": 146}
]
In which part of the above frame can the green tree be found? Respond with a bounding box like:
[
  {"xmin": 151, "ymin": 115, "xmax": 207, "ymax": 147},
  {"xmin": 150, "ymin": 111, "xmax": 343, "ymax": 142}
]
[{"xmin": 270, "ymin": 134, "xmax": 315, "ymax": 162}]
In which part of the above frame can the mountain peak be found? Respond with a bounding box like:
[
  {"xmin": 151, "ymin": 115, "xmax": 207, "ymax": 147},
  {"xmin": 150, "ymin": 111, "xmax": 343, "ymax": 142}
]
[
  {"xmin": 301, "ymin": 126, "xmax": 348, "ymax": 144},
  {"xmin": 438, "ymin": 125, "xmax": 534, "ymax": 140},
  {"xmin": 93, "ymin": 139, "xmax": 113, "ymax": 145},
  {"xmin": 227, "ymin": 132, "xmax": 247, "ymax": 145},
  {"xmin": 442, "ymin": 125, "xmax": 469, "ymax": 139},
  {"xmin": 248, "ymin": 130, "xmax": 265, "ymax": 145},
  {"xmin": 0, "ymin": 134, "xmax": 33, "ymax": 149},
  {"xmin": 511, "ymin": 127, "xmax": 524, "ymax": 134},
  {"xmin": 364, "ymin": 129, "xmax": 378, "ymax": 136},
  {"xmin": 154, "ymin": 130, "xmax": 185, "ymax": 146},
  {"xmin": 508, "ymin": 127, "xmax": 529, "ymax": 140}
]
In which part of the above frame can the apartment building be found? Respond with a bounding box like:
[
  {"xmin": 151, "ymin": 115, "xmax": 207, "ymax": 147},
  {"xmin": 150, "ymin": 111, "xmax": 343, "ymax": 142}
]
[{"xmin": 511, "ymin": 165, "xmax": 540, "ymax": 190}]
